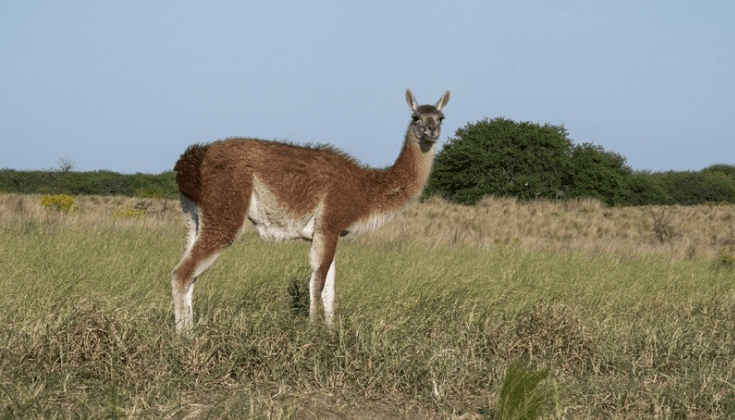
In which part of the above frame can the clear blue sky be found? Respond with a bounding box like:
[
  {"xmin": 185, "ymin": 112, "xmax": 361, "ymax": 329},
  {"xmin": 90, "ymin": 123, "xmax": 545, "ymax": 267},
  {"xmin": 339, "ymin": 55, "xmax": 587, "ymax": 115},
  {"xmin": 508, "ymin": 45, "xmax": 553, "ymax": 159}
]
[{"xmin": 2, "ymin": 1, "xmax": 733, "ymax": 174}]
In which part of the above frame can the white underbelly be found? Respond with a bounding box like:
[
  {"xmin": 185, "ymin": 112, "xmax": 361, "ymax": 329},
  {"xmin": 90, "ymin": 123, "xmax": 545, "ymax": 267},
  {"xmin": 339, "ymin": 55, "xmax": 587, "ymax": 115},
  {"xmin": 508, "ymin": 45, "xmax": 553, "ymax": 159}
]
[{"xmin": 246, "ymin": 187, "xmax": 319, "ymax": 241}]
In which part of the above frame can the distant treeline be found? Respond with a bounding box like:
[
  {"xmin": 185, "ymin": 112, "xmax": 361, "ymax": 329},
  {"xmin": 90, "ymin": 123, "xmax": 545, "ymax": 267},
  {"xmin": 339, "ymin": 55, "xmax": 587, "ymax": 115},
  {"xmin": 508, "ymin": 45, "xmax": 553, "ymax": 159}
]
[
  {"xmin": 0, "ymin": 169, "xmax": 178, "ymax": 198},
  {"xmin": 1, "ymin": 164, "xmax": 734, "ymax": 205},
  {"xmin": 625, "ymin": 165, "xmax": 735, "ymax": 206}
]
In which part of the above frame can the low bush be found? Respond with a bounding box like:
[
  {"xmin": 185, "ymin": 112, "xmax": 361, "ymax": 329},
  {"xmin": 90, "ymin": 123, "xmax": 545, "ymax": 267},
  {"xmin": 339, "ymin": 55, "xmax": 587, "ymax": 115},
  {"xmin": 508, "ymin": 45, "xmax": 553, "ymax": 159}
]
[{"xmin": 39, "ymin": 194, "xmax": 78, "ymax": 213}]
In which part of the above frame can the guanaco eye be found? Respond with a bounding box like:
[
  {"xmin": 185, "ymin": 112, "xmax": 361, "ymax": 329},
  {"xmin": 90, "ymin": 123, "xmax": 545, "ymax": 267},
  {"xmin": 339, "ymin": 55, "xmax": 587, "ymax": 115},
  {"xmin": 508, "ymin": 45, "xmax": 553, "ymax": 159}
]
[{"xmin": 412, "ymin": 115, "xmax": 420, "ymax": 122}]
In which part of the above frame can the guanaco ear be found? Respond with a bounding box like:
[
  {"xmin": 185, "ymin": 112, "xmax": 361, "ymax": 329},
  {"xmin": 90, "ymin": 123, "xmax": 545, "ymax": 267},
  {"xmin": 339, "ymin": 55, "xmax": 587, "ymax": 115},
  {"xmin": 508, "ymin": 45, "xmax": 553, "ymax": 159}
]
[
  {"xmin": 405, "ymin": 88, "xmax": 418, "ymax": 112},
  {"xmin": 435, "ymin": 90, "xmax": 450, "ymax": 111}
]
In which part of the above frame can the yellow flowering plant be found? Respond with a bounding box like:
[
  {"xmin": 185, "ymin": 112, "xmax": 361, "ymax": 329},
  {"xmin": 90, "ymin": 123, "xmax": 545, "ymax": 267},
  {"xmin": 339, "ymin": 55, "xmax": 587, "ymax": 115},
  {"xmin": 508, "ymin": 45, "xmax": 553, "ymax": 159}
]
[{"xmin": 39, "ymin": 194, "xmax": 78, "ymax": 212}]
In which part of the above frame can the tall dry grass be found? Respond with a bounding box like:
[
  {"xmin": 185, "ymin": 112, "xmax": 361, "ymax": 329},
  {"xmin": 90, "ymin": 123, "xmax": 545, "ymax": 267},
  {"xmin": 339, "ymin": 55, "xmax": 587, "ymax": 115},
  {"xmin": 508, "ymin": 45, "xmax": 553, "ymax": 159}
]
[
  {"xmin": 4, "ymin": 193, "xmax": 733, "ymax": 262},
  {"xmin": 358, "ymin": 195, "xmax": 735, "ymax": 261}
]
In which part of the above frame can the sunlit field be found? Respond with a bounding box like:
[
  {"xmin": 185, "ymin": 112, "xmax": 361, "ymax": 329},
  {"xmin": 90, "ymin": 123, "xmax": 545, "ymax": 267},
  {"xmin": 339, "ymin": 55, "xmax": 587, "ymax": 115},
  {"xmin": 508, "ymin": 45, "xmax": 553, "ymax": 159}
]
[{"xmin": 1, "ymin": 194, "xmax": 734, "ymax": 418}]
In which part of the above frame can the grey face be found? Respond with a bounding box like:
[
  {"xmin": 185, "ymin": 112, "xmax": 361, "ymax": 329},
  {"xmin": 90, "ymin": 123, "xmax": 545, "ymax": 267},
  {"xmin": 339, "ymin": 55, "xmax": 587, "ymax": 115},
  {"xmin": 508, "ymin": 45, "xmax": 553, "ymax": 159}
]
[
  {"xmin": 410, "ymin": 106, "xmax": 445, "ymax": 144},
  {"xmin": 404, "ymin": 89, "xmax": 450, "ymax": 145}
]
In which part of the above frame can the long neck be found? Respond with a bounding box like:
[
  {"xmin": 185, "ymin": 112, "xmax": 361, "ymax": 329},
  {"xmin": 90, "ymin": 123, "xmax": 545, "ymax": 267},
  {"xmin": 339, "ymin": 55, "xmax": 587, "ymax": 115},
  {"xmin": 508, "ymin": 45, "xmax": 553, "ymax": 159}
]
[{"xmin": 374, "ymin": 128, "xmax": 436, "ymax": 204}]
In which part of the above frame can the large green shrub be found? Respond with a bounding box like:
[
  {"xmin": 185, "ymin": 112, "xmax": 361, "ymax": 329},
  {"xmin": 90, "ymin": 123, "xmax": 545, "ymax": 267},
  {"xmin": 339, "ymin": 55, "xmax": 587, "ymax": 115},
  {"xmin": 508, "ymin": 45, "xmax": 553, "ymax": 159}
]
[
  {"xmin": 565, "ymin": 143, "xmax": 632, "ymax": 205},
  {"xmin": 426, "ymin": 117, "xmax": 573, "ymax": 204},
  {"xmin": 426, "ymin": 118, "xmax": 633, "ymax": 205}
]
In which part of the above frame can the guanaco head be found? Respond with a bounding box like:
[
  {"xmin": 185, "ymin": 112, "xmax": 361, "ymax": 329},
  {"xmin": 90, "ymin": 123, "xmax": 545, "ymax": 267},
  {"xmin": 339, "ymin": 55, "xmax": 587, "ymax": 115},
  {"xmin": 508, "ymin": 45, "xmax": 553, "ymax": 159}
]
[{"xmin": 405, "ymin": 89, "xmax": 451, "ymax": 145}]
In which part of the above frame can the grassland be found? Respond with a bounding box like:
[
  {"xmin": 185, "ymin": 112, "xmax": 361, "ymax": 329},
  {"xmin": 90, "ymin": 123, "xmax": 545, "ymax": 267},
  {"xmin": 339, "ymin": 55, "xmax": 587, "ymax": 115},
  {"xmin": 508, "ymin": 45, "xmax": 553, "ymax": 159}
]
[{"xmin": 1, "ymin": 194, "xmax": 734, "ymax": 419}]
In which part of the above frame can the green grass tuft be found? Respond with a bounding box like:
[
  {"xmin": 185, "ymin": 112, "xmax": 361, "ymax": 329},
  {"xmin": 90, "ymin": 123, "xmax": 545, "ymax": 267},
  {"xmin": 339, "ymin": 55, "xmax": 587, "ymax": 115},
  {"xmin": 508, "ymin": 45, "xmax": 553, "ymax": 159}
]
[{"xmin": 495, "ymin": 358, "xmax": 552, "ymax": 420}]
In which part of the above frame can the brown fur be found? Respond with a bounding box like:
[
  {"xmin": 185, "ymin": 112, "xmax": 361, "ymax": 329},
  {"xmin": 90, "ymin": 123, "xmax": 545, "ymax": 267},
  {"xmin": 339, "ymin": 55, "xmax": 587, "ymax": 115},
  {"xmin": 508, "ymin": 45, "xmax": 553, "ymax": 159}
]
[
  {"xmin": 174, "ymin": 143, "xmax": 209, "ymax": 203},
  {"xmin": 171, "ymin": 89, "xmax": 450, "ymax": 331}
]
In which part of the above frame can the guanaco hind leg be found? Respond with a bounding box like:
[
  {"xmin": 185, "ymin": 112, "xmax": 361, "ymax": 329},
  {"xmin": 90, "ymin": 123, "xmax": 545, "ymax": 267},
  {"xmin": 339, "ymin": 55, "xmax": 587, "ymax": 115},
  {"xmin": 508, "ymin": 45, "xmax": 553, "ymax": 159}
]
[
  {"xmin": 172, "ymin": 197, "xmax": 198, "ymax": 331},
  {"xmin": 172, "ymin": 196, "xmax": 242, "ymax": 332},
  {"xmin": 172, "ymin": 247, "xmax": 223, "ymax": 332}
]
